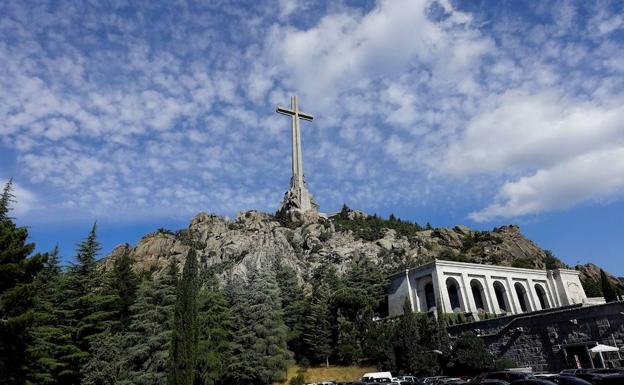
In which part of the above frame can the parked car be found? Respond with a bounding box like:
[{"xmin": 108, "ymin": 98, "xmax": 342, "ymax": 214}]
[
  {"xmin": 510, "ymin": 380, "xmax": 557, "ymax": 385},
  {"xmin": 472, "ymin": 371, "xmax": 534, "ymax": 384},
  {"xmin": 477, "ymin": 380, "xmax": 510, "ymax": 385},
  {"xmin": 570, "ymin": 369, "xmax": 623, "ymax": 383},
  {"xmin": 594, "ymin": 374, "xmax": 624, "ymax": 385},
  {"xmin": 536, "ymin": 375, "xmax": 592, "ymax": 385}
]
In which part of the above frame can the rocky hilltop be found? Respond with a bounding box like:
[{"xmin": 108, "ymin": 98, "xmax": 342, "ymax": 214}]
[{"xmin": 101, "ymin": 207, "xmax": 621, "ymax": 294}]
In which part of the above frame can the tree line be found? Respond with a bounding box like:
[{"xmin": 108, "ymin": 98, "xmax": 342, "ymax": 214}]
[{"xmin": 1, "ymin": 180, "xmax": 496, "ymax": 385}]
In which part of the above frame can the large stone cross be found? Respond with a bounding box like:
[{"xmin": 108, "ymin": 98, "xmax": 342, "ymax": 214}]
[{"xmin": 276, "ymin": 95, "xmax": 318, "ymax": 212}]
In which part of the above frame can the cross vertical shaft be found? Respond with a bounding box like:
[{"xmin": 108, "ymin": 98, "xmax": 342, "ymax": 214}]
[{"xmin": 276, "ymin": 95, "xmax": 318, "ymax": 213}]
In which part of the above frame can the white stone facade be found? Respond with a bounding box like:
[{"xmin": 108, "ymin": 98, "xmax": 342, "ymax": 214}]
[{"xmin": 387, "ymin": 260, "xmax": 588, "ymax": 317}]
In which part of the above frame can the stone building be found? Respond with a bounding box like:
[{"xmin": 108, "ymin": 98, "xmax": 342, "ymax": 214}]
[
  {"xmin": 448, "ymin": 302, "xmax": 624, "ymax": 371},
  {"xmin": 387, "ymin": 260, "xmax": 591, "ymax": 318}
]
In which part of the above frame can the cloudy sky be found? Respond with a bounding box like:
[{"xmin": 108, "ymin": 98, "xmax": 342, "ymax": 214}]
[{"xmin": 2, "ymin": 0, "xmax": 623, "ymax": 275}]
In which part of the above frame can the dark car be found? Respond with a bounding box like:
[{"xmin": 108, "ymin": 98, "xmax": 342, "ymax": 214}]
[
  {"xmin": 473, "ymin": 372, "xmax": 534, "ymax": 384},
  {"xmin": 511, "ymin": 380, "xmax": 559, "ymax": 385},
  {"xmin": 573, "ymin": 369, "xmax": 623, "ymax": 383},
  {"xmin": 594, "ymin": 374, "xmax": 624, "ymax": 385},
  {"xmin": 540, "ymin": 375, "xmax": 592, "ymax": 385},
  {"xmin": 510, "ymin": 380, "xmax": 558, "ymax": 385},
  {"xmin": 478, "ymin": 380, "xmax": 510, "ymax": 385}
]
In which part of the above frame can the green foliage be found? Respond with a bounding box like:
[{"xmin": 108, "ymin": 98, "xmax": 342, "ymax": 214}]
[
  {"xmin": 0, "ymin": 179, "xmax": 47, "ymax": 385},
  {"xmin": 60, "ymin": 224, "xmax": 120, "ymax": 385},
  {"xmin": 333, "ymin": 205, "xmax": 423, "ymax": 241},
  {"xmin": 600, "ymin": 269, "xmax": 619, "ymax": 303},
  {"xmin": 226, "ymin": 266, "xmax": 293, "ymax": 384},
  {"xmin": 275, "ymin": 262, "xmax": 307, "ymax": 361},
  {"xmin": 196, "ymin": 274, "xmax": 234, "ymax": 385},
  {"xmin": 26, "ymin": 246, "xmax": 78, "ymax": 385},
  {"xmin": 335, "ymin": 311, "xmax": 361, "ymax": 365},
  {"xmin": 82, "ymin": 333, "xmax": 129, "ymax": 385},
  {"xmin": 511, "ymin": 258, "xmax": 534, "ymax": 269},
  {"xmin": 303, "ymin": 281, "xmax": 333, "ymax": 367},
  {"xmin": 543, "ymin": 250, "xmax": 562, "ymax": 270},
  {"xmin": 446, "ymin": 332, "xmax": 494, "ymax": 375},
  {"xmin": 124, "ymin": 262, "xmax": 177, "ymax": 385},
  {"xmin": 494, "ymin": 357, "xmax": 518, "ymax": 370},
  {"xmin": 289, "ymin": 373, "xmax": 305, "ymax": 385},
  {"xmin": 168, "ymin": 249, "xmax": 200, "ymax": 385},
  {"xmin": 582, "ymin": 277, "xmax": 603, "ymax": 297},
  {"xmin": 111, "ymin": 251, "xmax": 139, "ymax": 330},
  {"xmin": 394, "ymin": 299, "xmax": 425, "ymax": 374}
]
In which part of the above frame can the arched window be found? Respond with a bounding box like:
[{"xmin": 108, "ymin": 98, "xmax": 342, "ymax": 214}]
[
  {"xmin": 514, "ymin": 282, "xmax": 530, "ymax": 313},
  {"xmin": 446, "ymin": 277, "xmax": 463, "ymax": 312},
  {"xmin": 535, "ymin": 284, "xmax": 549, "ymax": 309},
  {"xmin": 424, "ymin": 282, "xmax": 436, "ymax": 311},
  {"xmin": 471, "ymin": 279, "xmax": 488, "ymax": 312},
  {"xmin": 493, "ymin": 281, "xmax": 509, "ymax": 312}
]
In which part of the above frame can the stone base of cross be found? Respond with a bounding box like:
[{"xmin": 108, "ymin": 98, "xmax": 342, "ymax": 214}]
[{"xmin": 279, "ymin": 176, "xmax": 319, "ymax": 213}]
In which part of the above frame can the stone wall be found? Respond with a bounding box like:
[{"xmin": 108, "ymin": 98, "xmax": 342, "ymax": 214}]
[{"xmin": 448, "ymin": 302, "xmax": 624, "ymax": 372}]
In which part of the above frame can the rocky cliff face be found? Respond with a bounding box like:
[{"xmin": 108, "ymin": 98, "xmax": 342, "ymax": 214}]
[{"xmin": 100, "ymin": 208, "xmax": 622, "ymax": 292}]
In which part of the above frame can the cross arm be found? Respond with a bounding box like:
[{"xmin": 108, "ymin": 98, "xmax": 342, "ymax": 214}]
[{"xmin": 276, "ymin": 106, "xmax": 314, "ymax": 121}]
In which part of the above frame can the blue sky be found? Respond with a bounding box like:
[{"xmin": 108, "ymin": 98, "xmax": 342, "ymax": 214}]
[{"xmin": 1, "ymin": 0, "xmax": 624, "ymax": 275}]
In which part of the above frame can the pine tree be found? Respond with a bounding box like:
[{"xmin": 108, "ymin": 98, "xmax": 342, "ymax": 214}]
[
  {"xmin": 196, "ymin": 274, "xmax": 234, "ymax": 385},
  {"xmin": 168, "ymin": 249, "xmax": 200, "ymax": 385},
  {"xmin": 26, "ymin": 246, "xmax": 79, "ymax": 385},
  {"xmin": 243, "ymin": 266, "xmax": 293, "ymax": 384},
  {"xmin": 0, "ymin": 179, "xmax": 47, "ymax": 385},
  {"xmin": 275, "ymin": 262, "xmax": 307, "ymax": 360},
  {"xmin": 335, "ymin": 310, "xmax": 361, "ymax": 365},
  {"xmin": 82, "ymin": 332, "xmax": 129, "ymax": 385},
  {"xmin": 224, "ymin": 276, "xmax": 255, "ymax": 385},
  {"xmin": 111, "ymin": 251, "xmax": 139, "ymax": 330},
  {"xmin": 125, "ymin": 261, "xmax": 178, "ymax": 385},
  {"xmin": 394, "ymin": 298, "xmax": 428, "ymax": 375},
  {"xmin": 600, "ymin": 269, "xmax": 618, "ymax": 303},
  {"xmin": 59, "ymin": 223, "xmax": 118, "ymax": 385},
  {"xmin": 446, "ymin": 332, "xmax": 494, "ymax": 375},
  {"xmin": 303, "ymin": 282, "xmax": 333, "ymax": 367}
]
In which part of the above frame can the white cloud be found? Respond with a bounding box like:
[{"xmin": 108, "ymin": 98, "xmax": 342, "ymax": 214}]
[
  {"xmin": 443, "ymin": 90, "xmax": 624, "ymax": 175},
  {"xmin": 470, "ymin": 146, "xmax": 624, "ymax": 221}
]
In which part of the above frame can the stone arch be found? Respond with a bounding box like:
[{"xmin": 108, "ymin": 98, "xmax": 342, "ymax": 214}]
[
  {"xmin": 446, "ymin": 277, "xmax": 464, "ymax": 312},
  {"xmin": 493, "ymin": 281, "xmax": 510, "ymax": 313},
  {"xmin": 534, "ymin": 284, "xmax": 550, "ymax": 309},
  {"xmin": 514, "ymin": 282, "xmax": 531, "ymax": 313},
  {"xmin": 470, "ymin": 279, "xmax": 488, "ymax": 312},
  {"xmin": 424, "ymin": 282, "xmax": 436, "ymax": 311}
]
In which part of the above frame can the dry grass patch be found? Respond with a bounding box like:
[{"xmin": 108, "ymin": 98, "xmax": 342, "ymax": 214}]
[{"xmin": 277, "ymin": 365, "xmax": 377, "ymax": 384}]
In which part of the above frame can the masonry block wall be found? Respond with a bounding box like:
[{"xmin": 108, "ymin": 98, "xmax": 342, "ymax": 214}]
[{"xmin": 447, "ymin": 302, "xmax": 624, "ymax": 371}]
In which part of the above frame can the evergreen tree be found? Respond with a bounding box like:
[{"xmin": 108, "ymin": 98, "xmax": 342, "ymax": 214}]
[
  {"xmin": 196, "ymin": 274, "xmax": 234, "ymax": 385},
  {"xmin": 600, "ymin": 269, "xmax": 618, "ymax": 303},
  {"xmin": 111, "ymin": 251, "xmax": 139, "ymax": 330},
  {"xmin": 226, "ymin": 266, "xmax": 292, "ymax": 384},
  {"xmin": 393, "ymin": 298, "xmax": 429, "ymax": 375},
  {"xmin": 446, "ymin": 332, "xmax": 494, "ymax": 375},
  {"xmin": 335, "ymin": 310, "xmax": 361, "ymax": 365},
  {"xmin": 59, "ymin": 223, "xmax": 118, "ymax": 385},
  {"xmin": 225, "ymin": 276, "xmax": 255, "ymax": 385},
  {"xmin": 303, "ymin": 282, "xmax": 333, "ymax": 367},
  {"xmin": 249, "ymin": 266, "xmax": 293, "ymax": 384},
  {"xmin": 0, "ymin": 179, "xmax": 47, "ymax": 385},
  {"xmin": 26, "ymin": 246, "xmax": 79, "ymax": 385},
  {"xmin": 168, "ymin": 249, "xmax": 200, "ymax": 385},
  {"xmin": 82, "ymin": 332, "xmax": 129, "ymax": 385},
  {"xmin": 125, "ymin": 261, "xmax": 178, "ymax": 385},
  {"xmin": 275, "ymin": 262, "xmax": 307, "ymax": 360}
]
